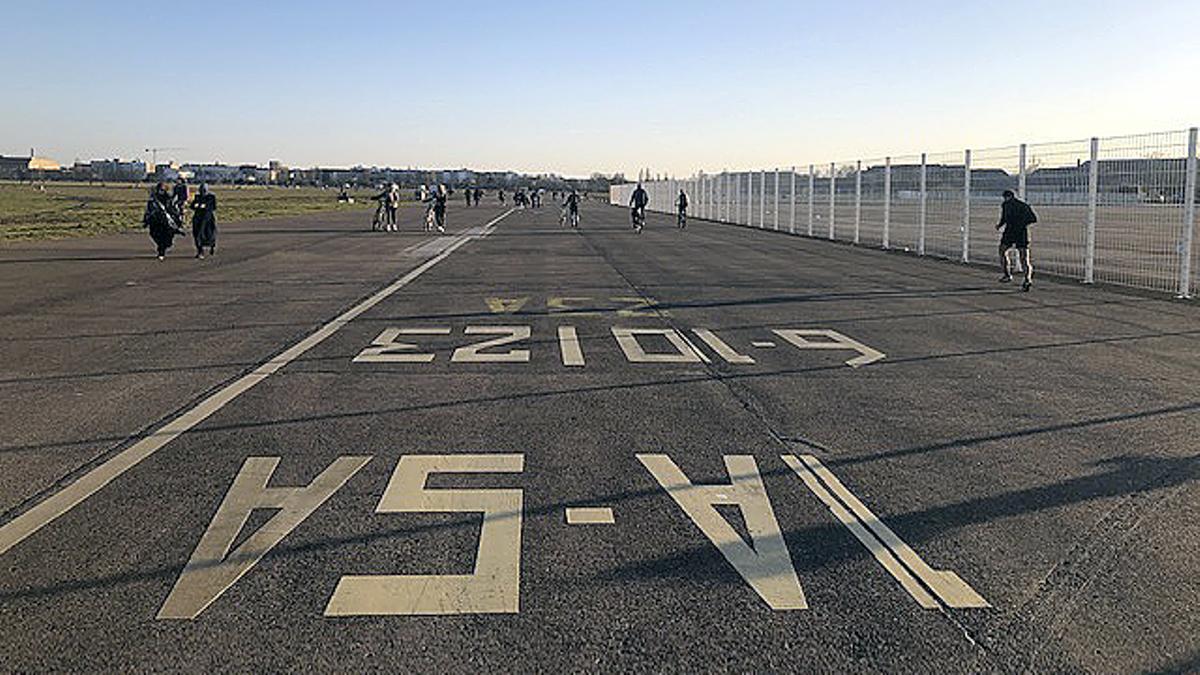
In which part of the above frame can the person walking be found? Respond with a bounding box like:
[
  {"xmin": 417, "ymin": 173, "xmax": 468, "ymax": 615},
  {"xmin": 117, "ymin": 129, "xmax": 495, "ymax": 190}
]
[
  {"xmin": 189, "ymin": 183, "xmax": 217, "ymax": 258},
  {"xmin": 565, "ymin": 189, "xmax": 581, "ymax": 228},
  {"xmin": 171, "ymin": 178, "xmax": 189, "ymax": 225},
  {"xmin": 676, "ymin": 188, "xmax": 689, "ymax": 229},
  {"xmin": 996, "ymin": 189, "xmax": 1038, "ymax": 291},
  {"xmin": 144, "ymin": 182, "xmax": 183, "ymax": 260},
  {"xmin": 386, "ymin": 183, "xmax": 400, "ymax": 231},
  {"xmin": 432, "ymin": 184, "xmax": 447, "ymax": 232},
  {"xmin": 498, "ymin": 189, "xmax": 506, "ymax": 205}
]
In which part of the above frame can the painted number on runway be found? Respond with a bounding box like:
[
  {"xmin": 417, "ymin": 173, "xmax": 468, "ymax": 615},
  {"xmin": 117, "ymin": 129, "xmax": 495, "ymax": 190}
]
[
  {"xmin": 352, "ymin": 326, "xmax": 884, "ymax": 367},
  {"xmin": 159, "ymin": 453, "xmax": 984, "ymax": 620}
]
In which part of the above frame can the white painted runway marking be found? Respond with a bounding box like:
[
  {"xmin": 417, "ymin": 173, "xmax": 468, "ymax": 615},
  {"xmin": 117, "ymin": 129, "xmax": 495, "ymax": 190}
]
[
  {"xmin": 0, "ymin": 210, "xmax": 515, "ymax": 558},
  {"xmin": 782, "ymin": 454, "xmax": 988, "ymax": 609},
  {"xmin": 485, "ymin": 297, "xmax": 530, "ymax": 313},
  {"xmin": 751, "ymin": 341, "xmax": 777, "ymax": 349},
  {"xmin": 325, "ymin": 454, "xmax": 524, "ymax": 616},
  {"xmin": 158, "ymin": 455, "xmax": 370, "ymax": 620},
  {"xmin": 451, "ymin": 326, "xmax": 531, "ymax": 363},
  {"xmin": 353, "ymin": 327, "xmax": 450, "ymax": 363},
  {"xmin": 612, "ymin": 327, "xmax": 708, "ymax": 364},
  {"xmin": 693, "ymin": 329, "xmax": 755, "ymax": 364},
  {"xmin": 638, "ymin": 454, "xmax": 807, "ymax": 610},
  {"xmin": 557, "ymin": 325, "xmax": 585, "ymax": 366},
  {"xmin": 565, "ymin": 507, "xmax": 615, "ymax": 525},
  {"xmin": 772, "ymin": 329, "xmax": 885, "ymax": 367}
]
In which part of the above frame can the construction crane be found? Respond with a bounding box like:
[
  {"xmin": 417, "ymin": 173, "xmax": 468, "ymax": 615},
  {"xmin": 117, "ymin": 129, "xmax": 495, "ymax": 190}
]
[{"xmin": 143, "ymin": 147, "xmax": 185, "ymax": 169}]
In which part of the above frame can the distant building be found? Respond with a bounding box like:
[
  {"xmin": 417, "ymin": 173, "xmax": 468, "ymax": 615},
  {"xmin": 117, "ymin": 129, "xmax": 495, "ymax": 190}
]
[
  {"xmin": 268, "ymin": 160, "xmax": 289, "ymax": 184},
  {"xmin": 0, "ymin": 152, "xmax": 61, "ymax": 179},
  {"xmin": 91, "ymin": 159, "xmax": 148, "ymax": 182}
]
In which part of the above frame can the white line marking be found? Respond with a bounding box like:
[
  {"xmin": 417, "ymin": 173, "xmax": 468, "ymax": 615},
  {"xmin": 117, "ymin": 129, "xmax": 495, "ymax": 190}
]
[
  {"xmin": 693, "ymin": 329, "xmax": 755, "ymax": 364},
  {"xmin": 0, "ymin": 210, "xmax": 515, "ymax": 558},
  {"xmin": 557, "ymin": 325, "xmax": 585, "ymax": 366},
  {"xmin": 565, "ymin": 507, "xmax": 614, "ymax": 525},
  {"xmin": 783, "ymin": 454, "xmax": 989, "ymax": 609},
  {"xmin": 782, "ymin": 455, "xmax": 937, "ymax": 608},
  {"xmin": 751, "ymin": 341, "xmax": 777, "ymax": 349}
]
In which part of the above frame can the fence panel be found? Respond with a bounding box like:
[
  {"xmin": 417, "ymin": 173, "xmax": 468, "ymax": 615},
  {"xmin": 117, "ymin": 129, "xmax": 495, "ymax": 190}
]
[
  {"xmin": 968, "ymin": 145, "xmax": 1021, "ymax": 264},
  {"xmin": 1093, "ymin": 130, "xmax": 1190, "ymax": 294},
  {"xmin": 920, "ymin": 151, "xmax": 963, "ymax": 259},
  {"xmin": 858, "ymin": 158, "xmax": 888, "ymax": 247},
  {"xmin": 833, "ymin": 161, "xmax": 858, "ymax": 242},
  {"xmin": 609, "ymin": 127, "xmax": 1198, "ymax": 298},
  {"xmin": 889, "ymin": 154, "xmax": 923, "ymax": 253},
  {"xmin": 1024, "ymin": 139, "xmax": 1092, "ymax": 281}
]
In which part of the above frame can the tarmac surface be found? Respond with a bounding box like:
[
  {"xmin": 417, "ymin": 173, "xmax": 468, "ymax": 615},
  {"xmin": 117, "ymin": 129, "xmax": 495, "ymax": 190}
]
[{"xmin": 1, "ymin": 199, "xmax": 1198, "ymax": 673}]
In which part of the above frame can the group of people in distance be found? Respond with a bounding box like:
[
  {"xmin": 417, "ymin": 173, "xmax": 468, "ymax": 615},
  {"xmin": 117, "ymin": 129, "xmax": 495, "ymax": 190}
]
[
  {"xmin": 143, "ymin": 178, "xmax": 216, "ymax": 260},
  {"xmin": 369, "ymin": 183, "xmax": 449, "ymax": 233}
]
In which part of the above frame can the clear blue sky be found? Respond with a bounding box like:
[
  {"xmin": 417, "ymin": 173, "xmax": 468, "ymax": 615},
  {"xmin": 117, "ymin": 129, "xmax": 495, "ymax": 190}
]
[{"xmin": 3, "ymin": 0, "xmax": 1198, "ymax": 177}]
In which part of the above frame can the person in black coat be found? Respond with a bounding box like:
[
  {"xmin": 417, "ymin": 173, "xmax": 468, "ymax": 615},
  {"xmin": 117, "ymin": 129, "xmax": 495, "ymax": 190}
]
[
  {"xmin": 996, "ymin": 189, "xmax": 1038, "ymax": 291},
  {"xmin": 144, "ymin": 182, "xmax": 183, "ymax": 260},
  {"xmin": 172, "ymin": 179, "xmax": 189, "ymax": 223},
  {"xmin": 189, "ymin": 183, "xmax": 218, "ymax": 258}
]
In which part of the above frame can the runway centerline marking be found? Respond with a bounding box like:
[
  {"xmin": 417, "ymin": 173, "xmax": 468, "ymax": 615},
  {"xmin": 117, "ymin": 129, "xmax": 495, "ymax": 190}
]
[{"xmin": 0, "ymin": 210, "xmax": 515, "ymax": 558}]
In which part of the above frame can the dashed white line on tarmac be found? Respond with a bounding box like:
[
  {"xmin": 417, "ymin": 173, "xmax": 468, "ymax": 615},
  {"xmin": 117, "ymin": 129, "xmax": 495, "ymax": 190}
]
[
  {"xmin": 0, "ymin": 210, "xmax": 516, "ymax": 558},
  {"xmin": 565, "ymin": 507, "xmax": 615, "ymax": 525}
]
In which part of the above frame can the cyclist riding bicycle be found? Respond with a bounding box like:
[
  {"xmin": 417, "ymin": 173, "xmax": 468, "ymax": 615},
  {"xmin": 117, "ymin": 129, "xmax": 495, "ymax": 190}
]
[
  {"xmin": 676, "ymin": 189, "xmax": 688, "ymax": 229},
  {"xmin": 629, "ymin": 182, "xmax": 648, "ymax": 233},
  {"xmin": 565, "ymin": 190, "xmax": 581, "ymax": 228}
]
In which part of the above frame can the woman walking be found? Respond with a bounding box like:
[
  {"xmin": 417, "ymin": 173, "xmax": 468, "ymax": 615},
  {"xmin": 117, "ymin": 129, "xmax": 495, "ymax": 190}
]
[
  {"xmin": 144, "ymin": 182, "xmax": 183, "ymax": 260},
  {"xmin": 189, "ymin": 184, "xmax": 218, "ymax": 258}
]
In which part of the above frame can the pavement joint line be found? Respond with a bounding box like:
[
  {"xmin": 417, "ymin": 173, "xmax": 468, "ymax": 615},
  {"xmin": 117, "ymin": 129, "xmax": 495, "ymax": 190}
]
[{"xmin": 0, "ymin": 209, "xmax": 515, "ymax": 558}]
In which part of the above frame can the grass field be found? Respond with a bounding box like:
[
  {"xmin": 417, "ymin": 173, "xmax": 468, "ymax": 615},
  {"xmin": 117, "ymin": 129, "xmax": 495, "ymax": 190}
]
[{"xmin": 0, "ymin": 182, "xmax": 378, "ymax": 243}]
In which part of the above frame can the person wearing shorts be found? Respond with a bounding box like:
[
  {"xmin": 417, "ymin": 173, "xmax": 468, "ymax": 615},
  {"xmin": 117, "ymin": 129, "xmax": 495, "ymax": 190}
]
[{"xmin": 996, "ymin": 189, "xmax": 1038, "ymax": 291}]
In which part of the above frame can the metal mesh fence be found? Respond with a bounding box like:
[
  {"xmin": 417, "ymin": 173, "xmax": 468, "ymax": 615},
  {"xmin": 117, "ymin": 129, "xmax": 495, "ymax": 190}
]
[
  {"xmin": 611, "ymin": 127, "xmax": 1199, "ymax": 298},
  {"xmin": 1093, "ymin": 130, "xmax": 1190, "ymax": 294},
  {"xmin": 888, "ymin": 154, "xmax": 923, "ymax": 253}
]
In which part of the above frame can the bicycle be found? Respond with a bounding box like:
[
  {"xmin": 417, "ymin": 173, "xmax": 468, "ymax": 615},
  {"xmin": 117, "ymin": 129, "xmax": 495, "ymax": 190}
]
[
  {"xmin": 631, "ymin": 206, "xmax": 645, "ymax": 233},
  {"xmin": 371, "ymin": 201, "xmax": 387, "ymax": 231}
]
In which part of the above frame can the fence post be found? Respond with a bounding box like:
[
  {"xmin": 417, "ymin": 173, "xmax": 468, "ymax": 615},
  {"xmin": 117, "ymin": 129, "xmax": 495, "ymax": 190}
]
[
  {"xmin": 854, "ymin": 160, "xmax": 862, "ymax": 244},
  {"xmin": 789, "ymin": 167, "xmax": 797, "ymax": 233},
  {"xmin": 1179, "ymin": 128, "xmax": 1197, "ymax": 298},
  {"xmin": 1018, "ymin": 144, "xmax": 1027, "ymax": 199},
  {"xmin": 741, "ymin": 172, "xmax": 747, "ymax": 225},
  {"xmin": 962, "ymin": 149, "xmax": 971, "ymax": 263},
  {"xmin": 807, "ymin": 165, "xmax": 815, "ymax": 236},
  {"xmin": 759, "ymin": 169, "xmax": 766, "ymax": 228},
  {"xmin": 773, "ymin": 168, "xmax": 780, "ymax": 230},
  {"xmin": 1086, "ymin": 137, "xmax": 1099, "ymax": 283},
  {"xmin": 919, "ymin": 153, "xmax": 927, "ymax": 255},
  {"xmin": 883, "ymin": 156, "xmax": 892, "ymax": 249},
  {"xmin": 715, "ymin": 171, "xmax": 724, "ymax": 222},
  {"xmin": 829, "ymin": 162, "xmax": 836, "ymax": 240}
]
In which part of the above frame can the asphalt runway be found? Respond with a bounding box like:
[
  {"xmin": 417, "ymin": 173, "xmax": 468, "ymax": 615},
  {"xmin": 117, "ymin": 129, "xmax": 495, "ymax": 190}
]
[{"xmin": 1, "ymin": 200, "xmax": 1198, "ymax": 672}]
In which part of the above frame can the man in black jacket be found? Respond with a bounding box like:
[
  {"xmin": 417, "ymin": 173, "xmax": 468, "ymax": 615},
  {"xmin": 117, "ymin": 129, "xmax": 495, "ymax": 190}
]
[{"xmin": 996, "ymin": 189, "xmax": 1038, "ymax": 291}]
